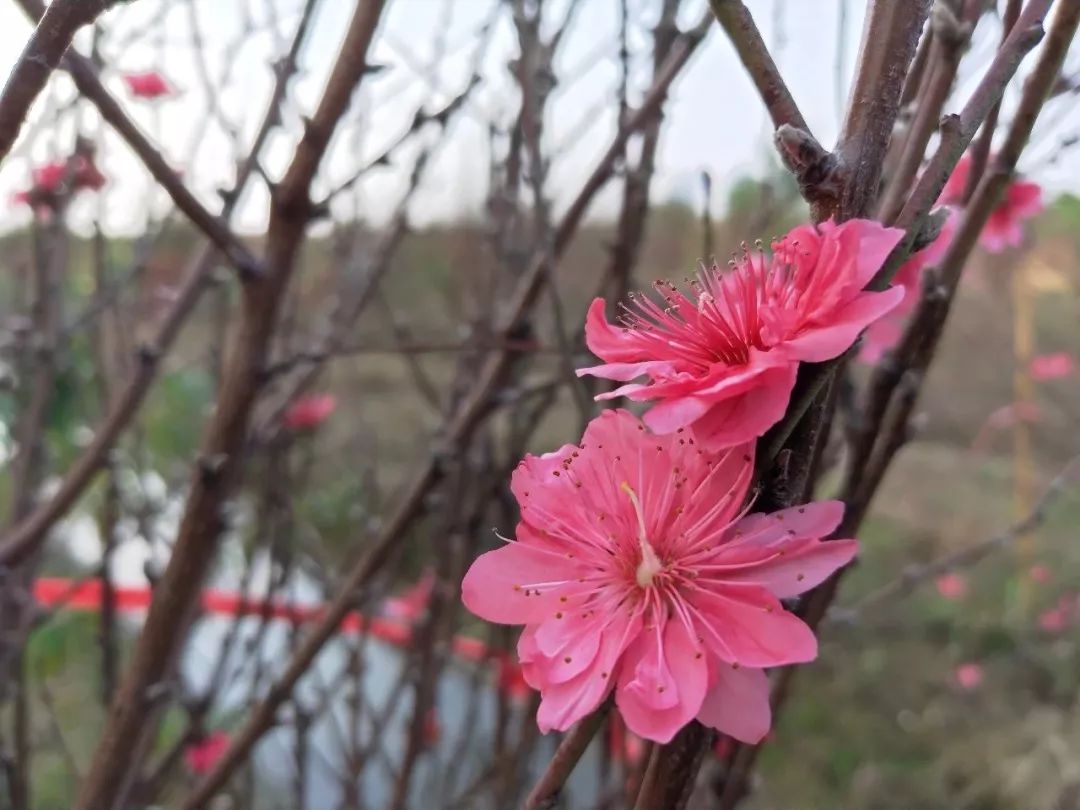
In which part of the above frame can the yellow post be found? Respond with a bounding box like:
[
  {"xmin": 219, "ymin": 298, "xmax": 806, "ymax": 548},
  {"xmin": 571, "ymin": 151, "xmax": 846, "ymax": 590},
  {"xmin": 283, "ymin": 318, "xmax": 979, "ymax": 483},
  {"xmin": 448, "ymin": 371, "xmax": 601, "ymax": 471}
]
[{"xmin": 1012, "ymin": 258, "xmax": 1036, "ymax": 611}]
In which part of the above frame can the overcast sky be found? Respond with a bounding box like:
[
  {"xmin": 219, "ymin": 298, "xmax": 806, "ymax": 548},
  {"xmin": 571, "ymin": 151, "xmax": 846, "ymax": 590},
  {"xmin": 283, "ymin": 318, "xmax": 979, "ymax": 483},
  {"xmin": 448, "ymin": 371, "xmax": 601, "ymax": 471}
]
[{"xmin": 0, "ymin": 0, "xmax": 1076, "ymax": 237}]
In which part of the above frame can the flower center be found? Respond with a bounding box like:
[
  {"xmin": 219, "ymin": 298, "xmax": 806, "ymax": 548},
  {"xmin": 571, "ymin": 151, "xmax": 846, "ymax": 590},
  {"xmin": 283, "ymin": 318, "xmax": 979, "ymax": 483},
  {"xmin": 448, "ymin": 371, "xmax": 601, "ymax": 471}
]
[{"xmin": 620, "ymin": 481, "xmax": 664, "ymax": 588}]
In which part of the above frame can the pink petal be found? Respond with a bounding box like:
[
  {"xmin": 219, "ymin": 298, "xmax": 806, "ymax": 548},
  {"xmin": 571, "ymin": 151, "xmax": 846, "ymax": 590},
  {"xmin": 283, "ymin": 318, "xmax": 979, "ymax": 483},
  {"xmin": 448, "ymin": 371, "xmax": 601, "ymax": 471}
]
[
  {"xmin": 461, "ymin": 542, "xmax": 580, "ymax": 625},
  {"xmin": 730, "ymin": 501, "xmax": 845, "ymax": 546},
  {"xmin": 696, "ymin": 664, "xmax": 771, "ymax": 744},
  {"xmin": 616, "ymin": 618, "xmax": 708, "ymax": 743},
  {"xmin": 582, "ymin": 297, "xmax": 647, "ymax": 363},
  {"xmin": 954, "ymin": 662, "xmax": 983, "ymax": 690},
  {"xmin": 536, "ymin": 609, "xmax": 643, "ymax": 733},
  {"xmin": 717, "ymin": 538, "xmax": 857, "ymax": 599},
  {"xmin": 690, "ymin": 586, "xmax": 818, "ymax": 668},
  {"xmin": 532, "ymin": 614, "xmax": 602, "ymax": 684},
  {"xmin": 1008, "ymin": 180, "xmax": 1042, "ymax": 217},
  {"xmin": 641, "ymin": 395, "xmax": 714, "ymax": 434},
  {"xmin": 829, "ymin": 218, "xmax": 906, "ymax": 289},
  {"xmin": 689, "ymin": 364, "xmax": 797, "ymax": 451},
  {"xmin": 785, "ymin": 287, "xmax": 905, "ymax": 363},
  {"xmin": 578, "ymin": 359, "xmax": 678, "ymax": 384}
]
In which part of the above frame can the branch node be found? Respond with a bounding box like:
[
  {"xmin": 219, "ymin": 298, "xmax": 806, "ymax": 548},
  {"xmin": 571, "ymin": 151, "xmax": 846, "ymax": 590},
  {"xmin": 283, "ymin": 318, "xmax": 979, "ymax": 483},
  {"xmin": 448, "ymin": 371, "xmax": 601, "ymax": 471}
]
[
  {"xmin": 137, "ymin": 342, "xmax": 161, "ymax": 366},
  {"xmin": 198, "ymin": 453, "xmax": 229, "ymax": 483},
  {"xmin": 911, "ymin": 207, "xmax": 950, "ymax": 253},
  {"xmin": 773, "ymin": 124, "xmax": 842, "ymax": 206}
]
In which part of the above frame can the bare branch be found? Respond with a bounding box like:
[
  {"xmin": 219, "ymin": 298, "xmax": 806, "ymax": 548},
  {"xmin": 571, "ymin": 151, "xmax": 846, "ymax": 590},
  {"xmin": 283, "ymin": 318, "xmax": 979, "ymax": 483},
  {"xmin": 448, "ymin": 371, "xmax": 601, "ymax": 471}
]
[
  {"xmin": 12, "ymin": 0, "xmax": 264, "ymax": 280},
  {"xmin": 0, "ymin": 0, "xmax": 111, "ymax": 163}
]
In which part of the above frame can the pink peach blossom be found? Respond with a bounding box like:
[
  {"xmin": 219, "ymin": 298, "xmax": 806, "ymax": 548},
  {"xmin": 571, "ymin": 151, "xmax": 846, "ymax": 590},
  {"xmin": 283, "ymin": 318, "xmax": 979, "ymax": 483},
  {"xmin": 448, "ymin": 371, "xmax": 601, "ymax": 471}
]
[
  {"xmin": 1038, "ymin": 607, "xmax": 1069, "ymax": 633},
  {"xmin": 940, "ymin": 154, "xmax": 1042, "ymax": 253},
  {"xmin": 860, "ymin": 210, "xmax": 957, "ymax": 364},
  {"xmin": 1029, "ymin": 352, "xmax": 1075, "ymax": 382},
  {"xmin": 461, "ymin": 410, "xmax": 858, "ymax": 744},
  {"xmin": 122, "ymin": 70, "xmax": 175, "ymax": 100},
  {"xmin": 184, "ymin": 731, "xmax": 230, "ymax": 775},
  {"xmin": 971, "ymin": 401, "xmax": 1043, "ymax": 452},
  {"xmin": 1029, "ymin": 564, "xmax": 1052, "ymax": 584},
  {"xmin": 954, "ymin": 663, "xmax": 984, "ymax": 691},
  {"xmin": 283, "ymin": 394, "xmax": 337, "ymax": 430},
  {"xmin": 577, "ymin": 220, "xmax": 904, "ymax": 450},
  {"xmin": 13, "ymin": 155, "xmax": 106, "ymax": 211},
  {"xmin": 935, "ymin": 573, "xmax": 967, "ymax": 601}
]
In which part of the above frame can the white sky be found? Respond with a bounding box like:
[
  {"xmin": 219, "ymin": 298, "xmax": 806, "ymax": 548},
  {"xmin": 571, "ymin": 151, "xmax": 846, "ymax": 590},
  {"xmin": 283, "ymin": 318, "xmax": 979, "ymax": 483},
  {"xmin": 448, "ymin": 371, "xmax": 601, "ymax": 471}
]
[{"xmin": 0, "ymin": 0, "xmax": 1076, "ymax": 237}]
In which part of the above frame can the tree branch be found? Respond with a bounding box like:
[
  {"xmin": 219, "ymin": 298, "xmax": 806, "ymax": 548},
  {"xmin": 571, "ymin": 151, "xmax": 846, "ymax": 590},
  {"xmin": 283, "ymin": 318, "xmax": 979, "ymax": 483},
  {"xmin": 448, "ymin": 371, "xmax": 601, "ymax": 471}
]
[
  {"xmin": 708, "ymin": 0, "xmax": 807, "ymax": 131},
  {"xmin": 0, "ymin": 0, "xmax": 324, "ymax": 570},
  {"xmin": 13, "ymin": 0, "xmax": 264, "ymax": 280},
  {"xmin": 71, "ymin": 2, "xmax": 385, "ymax": 808},
  {"xmin": 178, "ymin": 17, "xmax": 714, "ymax": 807},
  {"xmin": 0, "ymin": 0, "xmax": 112, "ymax": 163}
]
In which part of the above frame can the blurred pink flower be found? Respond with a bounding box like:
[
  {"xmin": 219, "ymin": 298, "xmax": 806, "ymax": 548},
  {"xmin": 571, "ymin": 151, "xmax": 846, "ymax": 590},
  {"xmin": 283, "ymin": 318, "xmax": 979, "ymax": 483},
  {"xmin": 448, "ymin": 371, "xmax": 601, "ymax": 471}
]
[
  {"xmin": 1029, "ymin": 352, "xmax": 1076, "ymax": 382},
  {"xmin": 184, "ymin": 731, "xmax": 230, "ymax": 776},
  {"xmin": 954, "ymin": 662, "xmax": 984, "ymax": 691},
  {"xmin": 987, "ymin": 401, "xmax": 1042, "ymax": 429},
  {"xmin": 970, "ymin": 402, "xmax": 1043, "ymax": 452},
  {"xmin": 578, "ymin": 219, "xmax": 904, "ymax": 450},
  {"xmin": 939, "ymin": 154, "xmax": 1042, "ymax": 253},
  {"xmin": 461, "ymin": 409, "xmax": 859, "ymax": 744},
  {"xmin": 1038, "ymin": 606, "xmax": 1070, "ymax": 634},
  {"xmin": 935, "ymin": 573, "xmax": 967, "ymax": 601},
  {"xmin": 1029, "ymin": 564, "xmax": 1052, "ymax": 584},
  {"xmin": 13, "ymin": 155, "xmax": 106, "ymax": 212},
  {"xmin": 861, "ymin": 209, "xmax": 957, "ymax": 364},
  {"xmin": 381, "ymin": 570, "xmax": 434, "ymax": 622},
  {"xmin": 283, "ymin": 394, "xmax": 337, "ymax": 431},
  {"xmin": 122, "ymin": 70, "xmax": 175, "ymax": 100}
]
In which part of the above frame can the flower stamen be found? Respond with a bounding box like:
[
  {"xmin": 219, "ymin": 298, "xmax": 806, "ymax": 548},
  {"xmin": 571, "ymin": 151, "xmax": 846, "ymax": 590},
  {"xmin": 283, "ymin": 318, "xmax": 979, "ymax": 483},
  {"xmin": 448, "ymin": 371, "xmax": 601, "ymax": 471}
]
[{"xmin": 620, "ymin": 481, "xmax": 663, "ymax": 588}]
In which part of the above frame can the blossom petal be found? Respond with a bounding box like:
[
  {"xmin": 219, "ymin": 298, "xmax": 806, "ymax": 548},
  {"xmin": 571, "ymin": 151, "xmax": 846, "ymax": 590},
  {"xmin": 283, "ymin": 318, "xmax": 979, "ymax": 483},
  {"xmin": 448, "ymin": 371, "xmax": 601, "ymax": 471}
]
[
  {"xmin": 461, "ymin": 542, "xmax": 580, "ymax": 625},
  {"xmin": 582, "ymin": 297, "xmax": 647, "ymax": 363},
  {"xmin": 536, "ymin": 609, "xmax": 643, "ymax": 733},
  {"xmin": 696, "ymin": 664, "xmax": 771, "ymax": 744},
  {"xmin": 731, "ymin": 501, "xmax": 845, "ymax": 546},
  {"xmin": 689, "ymin": 364, "xmax": 797, "ymax": 450},
  {"xmin": 689, "ymin": 585, "xmax": 817, "ymax": 667},
  {"xmin": 842, "ymin": 219, "xmax": 906, "ymax": 289},
  {"xmin": 717, "ymin": 538, "xmax": 858, "ymax": 598},
  {"xmin": 784, "ymin": 287, "xmax": 905, "ymax": 363},
  {"xmin": 578, "ymin": 359, "xmax": 678, "ymax": 384},
  {"xmin": 616, "ymin": 618, "xmax": 708, "ymax": 743},
  {"xmin": 1008, "ymin": 180, "xmax": 1042, "ymax": 217}
]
